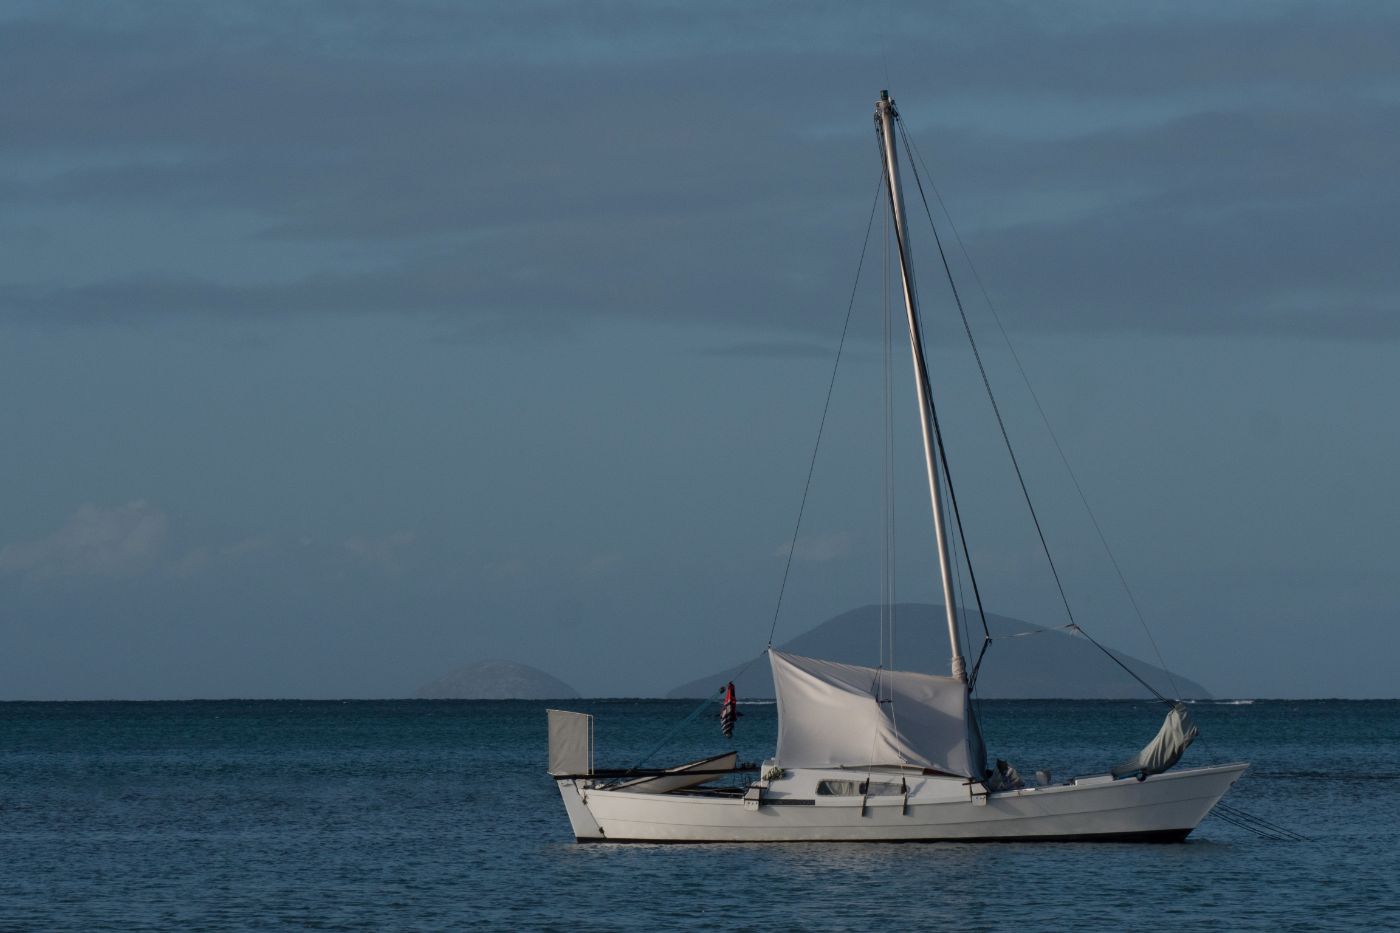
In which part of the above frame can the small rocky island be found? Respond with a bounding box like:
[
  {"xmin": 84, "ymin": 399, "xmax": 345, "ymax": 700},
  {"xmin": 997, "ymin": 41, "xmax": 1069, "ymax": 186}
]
[{"xmin": 417, "ymin": 659, "xmax": 579, "ymax": 699}]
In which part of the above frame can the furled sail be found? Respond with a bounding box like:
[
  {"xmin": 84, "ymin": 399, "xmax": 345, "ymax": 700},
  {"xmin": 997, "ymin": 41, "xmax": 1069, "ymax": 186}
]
[
  {"xmin": 770, "ymin": 649, "xmax": 977, "ymax": 778},
  {"xmin": 1110, "ymin": 703, "xmax": 1198, "ymax": 779}
]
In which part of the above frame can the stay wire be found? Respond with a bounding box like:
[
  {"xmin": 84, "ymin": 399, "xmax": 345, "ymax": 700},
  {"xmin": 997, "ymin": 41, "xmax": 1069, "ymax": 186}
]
[
  {"xmin": 898, "ymin": 123, "xmax": 1182, "ymax": 702},
  {"xmin": 765, "ymin": 174, "xmax": 884, "ymax": 651},
  {"xmin": 877, "ymin": 115, "xmax": 994, "ymax": 683},
  {"xmin": 1065, "ymin": 623, "xmax": 1170, "ymax": 704},
  {"xmin": 895, "ymin": 114, "xmax": 1173, "ymax": 704},
  {"xmin": 881, "ymin": 193, "xmax": 895, "ymax": 672},
  {"xmin": 895, "ymin": 115, "xmax": 1078, "ymax": 635},
  {"xmin": 929, "ymin": 401, "xmax": 994, "ymax": 685},
  {"xmin": 624, "ymin": 685, "xmax": 725, "ymax": 775}
]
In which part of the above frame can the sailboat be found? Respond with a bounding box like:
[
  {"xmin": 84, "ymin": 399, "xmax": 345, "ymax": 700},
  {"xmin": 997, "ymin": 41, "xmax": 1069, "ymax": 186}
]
[{"xmin": 547, "ymin": 91, "xmax": 1247, "ymax": 843}]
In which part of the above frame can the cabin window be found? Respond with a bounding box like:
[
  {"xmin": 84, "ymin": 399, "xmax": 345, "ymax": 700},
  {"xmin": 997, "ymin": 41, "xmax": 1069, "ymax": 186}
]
[{"xmin": 816, "ymin": 779, "xmax": 904, "ymax": 797}]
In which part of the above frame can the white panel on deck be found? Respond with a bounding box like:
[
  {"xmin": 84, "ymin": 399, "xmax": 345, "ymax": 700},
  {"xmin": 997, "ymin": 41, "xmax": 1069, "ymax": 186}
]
[{"xmin": 547, "ymin": 709, "xmax": 592, "ymax": 775}]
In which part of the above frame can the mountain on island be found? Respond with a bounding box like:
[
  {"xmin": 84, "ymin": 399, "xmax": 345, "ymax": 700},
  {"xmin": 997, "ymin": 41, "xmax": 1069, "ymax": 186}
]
[
  {"xmin": 418, "ymin": 659, "xmax": 579, "ymax": 699},
  {"xmin": 669, "ymin": 603, "xmax": 1210, "ymax": 700}
]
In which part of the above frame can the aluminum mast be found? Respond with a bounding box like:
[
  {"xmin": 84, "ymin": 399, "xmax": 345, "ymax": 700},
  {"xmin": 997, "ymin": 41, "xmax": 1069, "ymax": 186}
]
[{"xmin": 875, "ymin": 90, "xmax": 967, "ymax": 683}]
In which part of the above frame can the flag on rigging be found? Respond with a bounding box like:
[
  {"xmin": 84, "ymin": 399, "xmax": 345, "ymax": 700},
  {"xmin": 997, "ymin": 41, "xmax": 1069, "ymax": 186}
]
[{"xmin": 720, "ymin": 681, "xmax": 741, "ymax": 738}]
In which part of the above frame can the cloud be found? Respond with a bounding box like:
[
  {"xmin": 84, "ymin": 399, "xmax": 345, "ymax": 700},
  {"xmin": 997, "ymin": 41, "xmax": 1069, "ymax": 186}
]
[
  {"xmin": 577, "ymin": 551, "xmax": 624, "ymax": 580},
  {"xmin": 0, "ymin": 501, "xmax": 421, "ymax": 584},
  {"xmin": 1, "ymin": 3, "xmax": 1397, "ymax": 340},
  {"xmin": 693, "ymin": 338, "xmax": 858, "ymax": 360},
  {"xmin": 0, "ymin": 500, "xmax": 168, "ymax": 580},
  {"xmin": 481, "ymin": 558, "xmax": 526, "ymax": 581},
  {"xmin": 164, "ymin": 534, "xmax": 278, "ymax": 579},
  {"xmin": 774, "ymin": 531, "xmax": 854, "ymax": 563},
  {"xmin": 341, "ymin": 531, "xmax": 416, "ymax": 576}
]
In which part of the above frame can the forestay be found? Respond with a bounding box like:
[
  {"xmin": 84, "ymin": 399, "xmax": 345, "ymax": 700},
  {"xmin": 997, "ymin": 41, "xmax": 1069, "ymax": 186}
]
[{"xmin": 770, "ymin": 650, "xmax": 977, "ymax": 778}]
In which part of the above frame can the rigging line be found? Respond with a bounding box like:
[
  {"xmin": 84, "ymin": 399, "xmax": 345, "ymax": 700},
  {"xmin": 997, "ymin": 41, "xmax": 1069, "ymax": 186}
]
[
  {"xmin": 910, "ymin": 302, "xmax": 993, "ymax": 682},
  {"xmin": 1211, "ymin": 805, "xmax": 1301, "ymax": 842},
  {"xmin": 996, "ymin": 623, "xmax": 1078, "ymax": 639},
  {"xmin": 881, "ymin": 190, "xmax": 895, "ymax": 672},
  {"xmin": 1214, "ymin": 804, "xmax": 1299, "ymax": 840},
  {"xmin": 879, "ymin": 186, "xmax": 887, "ymax": 670},
  {"xmin": 898, "ymin": 130, "xmax": 1181, "ymax": 701},
  {"xmin": 1209, "ymin": 808, "xmax": 1274, "ymax": 839},
  {"xmin": 894, "ymin": 115, "xmax": 1079, "ymax": 637},
  {"xmin": 1066, "ymin": 623, "xmax": 1170, "ymax": 704},
  {"xmin": 624, "ymin": 685, "xmax": 725, "ymax": 775},
  {"xmin": 765, "ymin": 174, "xmax": 884, "ymax": 650},
  {"xmin": 1190, "ymin": 730, "xmax": 1253, "ymax": 797},
  {"xmin": 875, "ymin": 117, "xmax": 993, "ymax": 665},
  {"xmin": 1214, "ymin": 802, "xmax": 1309, "ymax": 842},
  {"xmin": 932, "ymin": 368, "xmax": 974, "ymax": 659},
  {"xmin": 884, "ymin": 196, "xmax": 900, "ymax": 673},
  {"xmin": 888, "ymin": 200, "xmax": 898, "ymax": 672},
  {"xmin": 928, "ymin": 383, "xmax": 993, "ymax": 644},
  {"xmin": 900, "ymin": 119, "xmax": 1168, "ymax": 705},
  {"xmin": 943, "ymin": 457, "xmax": 974, "ymax": 680},
  {"xmin": 969, "ymin": 637, "xmax": 991, "ymax": 690}
]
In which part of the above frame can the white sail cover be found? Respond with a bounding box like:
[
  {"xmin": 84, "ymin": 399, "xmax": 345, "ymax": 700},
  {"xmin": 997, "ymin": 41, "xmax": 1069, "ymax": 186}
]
[
  {"xmin": 1110, "ymin": 703, "xmax": 1198, "ymax": 779},
  {"xmin": 770, "ymin": 650, "xmax": 976, "ymax": 778}
]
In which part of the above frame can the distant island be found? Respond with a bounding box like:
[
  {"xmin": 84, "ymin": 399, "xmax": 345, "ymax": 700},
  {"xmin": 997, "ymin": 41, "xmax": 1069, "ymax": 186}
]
[
  {"xmin": 669, "ymin": 603, "xmax": 1210, "ymax": 700},
  {"xmin": 417, "ymin": 660, "xmax": 579, "ymax": 699}
]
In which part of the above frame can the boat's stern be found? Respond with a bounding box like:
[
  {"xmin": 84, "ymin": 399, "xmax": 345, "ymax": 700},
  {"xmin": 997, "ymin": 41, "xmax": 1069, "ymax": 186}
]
[
  {"xmin": 547, "ymin": 708, "xmax": 606, "ymax": 842},
  {"xmin": 555, "ymin": 778, "xmax": 606, "ymax": 841}
]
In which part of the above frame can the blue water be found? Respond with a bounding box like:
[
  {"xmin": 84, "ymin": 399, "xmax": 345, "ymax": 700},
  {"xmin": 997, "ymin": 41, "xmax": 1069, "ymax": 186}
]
[{"xmin": 1, "ymin": 699, "xmax": 1396, "ymax": 930}]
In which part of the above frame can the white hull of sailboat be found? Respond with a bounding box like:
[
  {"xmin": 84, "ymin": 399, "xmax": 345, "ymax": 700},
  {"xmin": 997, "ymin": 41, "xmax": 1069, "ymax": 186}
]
[{"xmin": 557, "ymin": 762, "xmax": 1247, "ymax": 843}]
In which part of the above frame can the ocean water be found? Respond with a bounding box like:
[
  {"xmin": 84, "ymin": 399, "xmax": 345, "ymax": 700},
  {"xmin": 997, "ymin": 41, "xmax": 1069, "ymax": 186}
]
[{"xmin": 1, "ymin": 699, "xmax": 1396, "ymax": 931}]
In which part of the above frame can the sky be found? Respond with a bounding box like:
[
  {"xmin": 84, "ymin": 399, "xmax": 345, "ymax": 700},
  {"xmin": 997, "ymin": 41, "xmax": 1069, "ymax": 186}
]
[{"xmin": 1, "ymin": 1, "xmax": 1397, "ymax": 699}]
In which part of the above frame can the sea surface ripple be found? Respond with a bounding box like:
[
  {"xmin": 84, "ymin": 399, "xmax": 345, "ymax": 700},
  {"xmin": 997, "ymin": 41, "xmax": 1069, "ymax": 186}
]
[{"xmin": 0, "ymin": 699, "xmax": 1395, "ymax": 930}]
